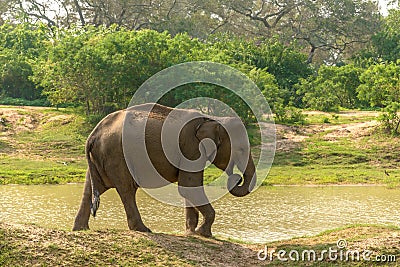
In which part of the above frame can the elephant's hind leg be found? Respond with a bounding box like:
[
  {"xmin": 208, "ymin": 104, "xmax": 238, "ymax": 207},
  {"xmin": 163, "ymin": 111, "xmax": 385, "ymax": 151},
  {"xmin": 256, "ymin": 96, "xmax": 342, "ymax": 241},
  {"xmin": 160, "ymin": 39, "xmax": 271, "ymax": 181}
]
[
  {"xmin": 73, "ymin": 171, "xmax": 92, "ymax": 231},
  {"xmin": 117, "ymin": 184, "xmax": 151, "ymax": 232}
]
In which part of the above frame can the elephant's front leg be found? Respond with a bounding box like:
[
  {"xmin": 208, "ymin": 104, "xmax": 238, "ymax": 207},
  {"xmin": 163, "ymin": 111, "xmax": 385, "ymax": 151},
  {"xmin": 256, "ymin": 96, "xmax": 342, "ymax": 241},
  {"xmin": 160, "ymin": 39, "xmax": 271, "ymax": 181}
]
[
  {"xmin": 185, "ymin": 199, "xmax": 199, "ymax": 235},
  {"xmin": 178, "ymin": 170, "xmax": 215, "ymax": 237}
]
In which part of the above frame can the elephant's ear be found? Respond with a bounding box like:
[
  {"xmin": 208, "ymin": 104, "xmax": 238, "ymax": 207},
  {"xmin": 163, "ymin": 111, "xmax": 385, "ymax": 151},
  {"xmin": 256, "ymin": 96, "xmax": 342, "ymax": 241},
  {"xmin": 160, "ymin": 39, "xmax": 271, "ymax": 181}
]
[{"xmin": 195, "ymin": 119, "xmax": 221, "ymax": 159}]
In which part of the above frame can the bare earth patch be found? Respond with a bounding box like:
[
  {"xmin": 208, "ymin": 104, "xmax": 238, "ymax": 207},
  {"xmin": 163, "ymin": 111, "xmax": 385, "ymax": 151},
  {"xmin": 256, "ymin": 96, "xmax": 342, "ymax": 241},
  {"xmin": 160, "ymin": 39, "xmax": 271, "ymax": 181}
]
[
  {"xmin": 0, "ymin": 105, "xmax": 81, "ymax": 161},
  {"xmin": 318, "ymin": 121, "xmax": 379, "ymax": 143},
  {"xmin": 273, "ymin": 114, "xmax": 380, "ymax": 152},
  {"xmin": 274, "ymin": 124, "xmax": 309, "ymax": 152},
  {"xmin": 0, "ymin": 106, "xmax": 74, "ymax": 135},
  {"xmin": 0, "ymin": 108, "xmax": 41, "ymax": 137}
]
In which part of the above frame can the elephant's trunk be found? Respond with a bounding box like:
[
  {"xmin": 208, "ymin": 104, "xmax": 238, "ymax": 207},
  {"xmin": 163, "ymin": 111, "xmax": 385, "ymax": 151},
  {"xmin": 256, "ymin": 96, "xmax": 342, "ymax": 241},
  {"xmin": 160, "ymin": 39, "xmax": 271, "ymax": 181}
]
[{"xmin": 227, "ymin": 155, "xmax": 256, "ymax": 197}]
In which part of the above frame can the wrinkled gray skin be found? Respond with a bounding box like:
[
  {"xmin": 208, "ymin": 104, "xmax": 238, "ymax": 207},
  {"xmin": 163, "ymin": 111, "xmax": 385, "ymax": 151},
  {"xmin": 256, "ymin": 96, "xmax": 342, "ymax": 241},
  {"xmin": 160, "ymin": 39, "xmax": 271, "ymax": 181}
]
[{"xmin": 73, "ymin": 103, "xmax": 256, "ymax": 237}]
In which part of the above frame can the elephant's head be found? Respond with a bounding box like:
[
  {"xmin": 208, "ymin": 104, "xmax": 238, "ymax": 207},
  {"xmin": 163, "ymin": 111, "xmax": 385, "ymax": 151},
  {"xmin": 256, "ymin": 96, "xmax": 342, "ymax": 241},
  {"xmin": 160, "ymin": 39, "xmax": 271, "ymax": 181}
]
[{"xmin": 195, "ymin": 117, "xmax": 256, "ymax": 197}]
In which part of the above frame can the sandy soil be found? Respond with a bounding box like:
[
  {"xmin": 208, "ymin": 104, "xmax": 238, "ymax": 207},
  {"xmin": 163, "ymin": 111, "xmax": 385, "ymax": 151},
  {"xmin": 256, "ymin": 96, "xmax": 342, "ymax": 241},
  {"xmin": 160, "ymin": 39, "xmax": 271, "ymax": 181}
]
[
  {"xmin": 0, "ymin": 106, "xmax": 76, "ymax": 160},
  {"xmin": 274, "ymin": 114, "xmax": 379, "ymax": 152}
]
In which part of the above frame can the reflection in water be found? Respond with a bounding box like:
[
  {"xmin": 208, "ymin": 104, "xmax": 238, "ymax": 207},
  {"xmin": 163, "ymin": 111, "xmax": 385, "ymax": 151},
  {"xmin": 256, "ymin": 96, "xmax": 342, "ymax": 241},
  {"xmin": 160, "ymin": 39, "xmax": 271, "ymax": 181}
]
[{"xmin": 0, "ymin": 185, "xmax": 399, "ymax": 243}]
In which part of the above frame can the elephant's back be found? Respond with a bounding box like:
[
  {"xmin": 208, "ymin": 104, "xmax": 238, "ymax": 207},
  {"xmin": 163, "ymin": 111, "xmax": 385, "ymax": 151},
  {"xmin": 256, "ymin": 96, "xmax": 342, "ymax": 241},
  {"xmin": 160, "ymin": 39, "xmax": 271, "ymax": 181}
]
[
  {"xmin": 89, "ymin": 110, "xmax": 125, "ymax": 141},
  {"xmin": 126, "ymin": 103, "xmax": 173, "ymax": 122},
  {"xmin": 88, "ymin": 103, "xmax": 174, "ymax": 143}
]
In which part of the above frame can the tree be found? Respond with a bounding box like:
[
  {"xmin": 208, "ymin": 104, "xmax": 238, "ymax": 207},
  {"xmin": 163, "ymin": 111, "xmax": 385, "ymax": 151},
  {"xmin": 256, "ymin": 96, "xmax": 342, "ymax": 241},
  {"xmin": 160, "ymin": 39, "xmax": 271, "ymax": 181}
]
[
  {"xmin": 207, "ymin": 35, "xmax": 312, "ymax": 105},
  {"xmin": 11, "ymin": 0, "xmax": 220, "ymax": 33},
  {"xmin": 31, "ymin": 26, "xmax": 220, "ymax": 115},
  {"xmin": 0, "ymin": 23, "xmax": 48, "ymax": 100},
  {"xmin": 297, "ymin": 64, "xmax": 363, "ymax": 111},
  {"xmin": 371, "ymin": 9, "xmax": 400, "ymax": 62},
  {"xmin": 9, "ymin": 0, "xmax": 382, "ymax": 66},
  {"xmin": 220, "ymin": 0, "xmax": 381, "ymax": 64},
  {"xmin": 357, "ymin": 61, "xmax": 400, "ymax": 107},
  {"xmin": 0, "ymin": 0, "xmax": 16, "ymax": 24},
  {"xmin": 379, "ymin": 102, "xmax": 400, "ymax": 135}
]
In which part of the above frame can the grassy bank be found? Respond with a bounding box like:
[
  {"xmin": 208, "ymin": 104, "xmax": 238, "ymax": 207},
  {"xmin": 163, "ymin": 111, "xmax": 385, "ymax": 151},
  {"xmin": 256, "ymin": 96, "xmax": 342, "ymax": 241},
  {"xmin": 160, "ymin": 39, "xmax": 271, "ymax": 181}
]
[
  {"xmin": 0, "ymin": 106, "xmax": 399, "ymax": 186},
  {"xmin": 0, "ymin": 106, "xmax": 88, "ymax": 185},
  {"xmin": 265, "ymin": 110, "xmax": 400, "ymax": 187},
  {"xmin": 0, "ymin": 223, "xmax": 398, "ymax": 266}
]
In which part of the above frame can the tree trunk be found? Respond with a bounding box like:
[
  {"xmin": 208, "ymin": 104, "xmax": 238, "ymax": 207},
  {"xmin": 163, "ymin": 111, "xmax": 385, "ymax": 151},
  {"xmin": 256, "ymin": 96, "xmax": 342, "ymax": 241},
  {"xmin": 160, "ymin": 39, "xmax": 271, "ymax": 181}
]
[
  {"xmin": 73, "ymin": 0, "xmax": 86, "ymax": 26},
  {"xmin": 307, "ymin": 46, "xmax": 316, "ymax": 64},
  {"xmin": 86, "ymin": 99, "xmax": 91, "ymax": 116}
]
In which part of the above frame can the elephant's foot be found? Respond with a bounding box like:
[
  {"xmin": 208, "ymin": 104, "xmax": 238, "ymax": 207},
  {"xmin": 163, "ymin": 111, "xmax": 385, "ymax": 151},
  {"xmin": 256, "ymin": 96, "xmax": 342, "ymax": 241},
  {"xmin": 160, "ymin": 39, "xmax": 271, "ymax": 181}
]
[
  {"xmin": 129, "ymin": 224, "xmax": 152, "ymax": 233},
  {"xmin": 185, "ymin": 230, "xmax": 197, "ymax": 236},
  {"xmin": 195, "ymin": 225, "xmax": 212, "ymax": 238},
  {"xmin": 140, "ymin": 226, "xmax": 152, "ymax": 233},
  {"xmin": 72, "ymin": 224, "xmax": 89, "ymax": 231}
]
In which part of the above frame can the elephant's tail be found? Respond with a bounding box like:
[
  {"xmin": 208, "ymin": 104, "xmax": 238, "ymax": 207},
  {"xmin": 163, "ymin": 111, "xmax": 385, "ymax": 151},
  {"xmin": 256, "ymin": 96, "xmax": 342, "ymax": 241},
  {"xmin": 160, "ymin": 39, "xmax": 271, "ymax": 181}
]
[{"xmin": 86, "ymin": 135, "xmax": 102, "ymax": 218}]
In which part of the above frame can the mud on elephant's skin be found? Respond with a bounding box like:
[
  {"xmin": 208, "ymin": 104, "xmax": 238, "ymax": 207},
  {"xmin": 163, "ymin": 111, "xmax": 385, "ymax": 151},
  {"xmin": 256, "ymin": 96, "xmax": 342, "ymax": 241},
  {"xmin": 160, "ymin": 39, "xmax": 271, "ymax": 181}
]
[{"xmin": 73, "ymin": 103, "xmax": 257, "ymax": 237}]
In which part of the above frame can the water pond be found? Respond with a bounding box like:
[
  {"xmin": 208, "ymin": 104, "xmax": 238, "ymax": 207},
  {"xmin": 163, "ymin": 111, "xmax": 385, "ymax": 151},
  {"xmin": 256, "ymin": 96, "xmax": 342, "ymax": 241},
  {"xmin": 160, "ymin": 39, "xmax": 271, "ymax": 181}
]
[{"xmin": 0, "ymin": 184, "xmax": 399, "ymax": 243}]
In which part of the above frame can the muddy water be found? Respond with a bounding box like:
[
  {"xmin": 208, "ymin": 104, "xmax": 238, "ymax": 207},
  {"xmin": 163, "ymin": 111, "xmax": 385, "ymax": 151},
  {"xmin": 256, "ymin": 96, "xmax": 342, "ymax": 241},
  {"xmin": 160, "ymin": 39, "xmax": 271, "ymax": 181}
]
[{"xmin": 0, "ymin": 185, "xmax": 399, "ymax": 243}]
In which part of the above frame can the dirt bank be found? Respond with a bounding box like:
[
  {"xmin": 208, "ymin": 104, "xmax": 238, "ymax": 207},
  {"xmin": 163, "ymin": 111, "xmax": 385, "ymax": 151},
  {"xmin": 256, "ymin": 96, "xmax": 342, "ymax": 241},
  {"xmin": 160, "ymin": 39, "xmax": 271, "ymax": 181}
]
[{"xmin": 1, "ymin": 223, "xmax": 399, "ymax": 266}]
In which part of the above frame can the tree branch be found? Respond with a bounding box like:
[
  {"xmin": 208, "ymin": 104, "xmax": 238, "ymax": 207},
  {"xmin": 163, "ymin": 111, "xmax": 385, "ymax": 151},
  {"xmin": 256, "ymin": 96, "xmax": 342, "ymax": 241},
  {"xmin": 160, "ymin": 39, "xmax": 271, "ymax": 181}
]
[
  {"xmin": 73, "ymin": 0, "xmax": 86, "ymax": 26},
  {"xmin": 231, "ymin": 5, "xmax": 271, "ymax": 28},
  {"xmin": 166, "ymin": 0, "xmax": 177, "ymax": 20},
  {"xmin": 17, "ymin": 0, "xmax": 57, "ymax": 27}
]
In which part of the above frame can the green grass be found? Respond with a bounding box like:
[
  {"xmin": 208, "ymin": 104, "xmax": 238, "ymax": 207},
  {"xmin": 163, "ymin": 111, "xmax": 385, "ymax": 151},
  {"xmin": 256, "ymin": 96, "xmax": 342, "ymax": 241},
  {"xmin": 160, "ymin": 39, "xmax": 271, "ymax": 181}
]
[
  {"xmin": 14, "ymin": 111, "xmax": 90, "ymax": 159},
  {"xmin": 265, "ymin": 165, "xmax": 392, "ymax": 185},
  {"xmin": 304, "ymin": 110, "xmax": 379, "ymax": 125},
  {"xmin": 0, "ymin": 155, "xmax": 86, "ymax": 185},
  {"xmin": 203, "ymin": 166, "xmax": 224, "ymax": 185},
  {"xmin": 267, "ymin": 131, "xmax": 400, "ymax": 185},
  {"xmin": 0, "ymin": 229, "xmax": 13, "ymax": 266}
]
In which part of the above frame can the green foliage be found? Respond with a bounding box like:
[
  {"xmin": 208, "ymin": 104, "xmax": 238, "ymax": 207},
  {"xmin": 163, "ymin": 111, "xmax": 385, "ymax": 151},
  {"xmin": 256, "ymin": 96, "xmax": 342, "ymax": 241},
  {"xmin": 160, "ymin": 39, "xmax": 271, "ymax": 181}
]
[
  {"xmin": 274, "ymin": 104, "xmax": 307, "ymax": 125},
  {"xmin": 322, "ymin": 117, "xmax": 331, "ymax": 124},
  {"xmin": 379, "ymin": 102, "xmax": 400, "ymax": 135},
  {"xmin": 32, "ymin": 26, "xmax": 174, "ymax": 115},
  {"xmin": 247, "ymin": 66, "xmax": 282, "ymax": 112},
  {"xmin": 253, "ymin": 40, "xmax": 313, "ymax": 103},
  {"xmin": 357, "ymin": 61, "xmax": 400, "ymax": 107},
  {"xmin": 208, "ymin": 35, "xmax": 312, "ymax": 105},
  {"xmin": 0, "ymin": 96, "xmax": 49, "ymax": 106},
  {"xmin": 0, "ymin": 50, "xmax": 37, "ymax": 99},
  {"xmin": 0, "ymin": 23, "xmax": 48, "ymax": 100},
  {"xmin": 297, "ymin": 64, "xmax": 363, "ymax": 112},
  {"xmin": 371, "ymin": 9, "xmax": 400, "ymax": 63},
  {"xmin": 169, "ymin": 34, "xmax": 309, "ymax": 124}
]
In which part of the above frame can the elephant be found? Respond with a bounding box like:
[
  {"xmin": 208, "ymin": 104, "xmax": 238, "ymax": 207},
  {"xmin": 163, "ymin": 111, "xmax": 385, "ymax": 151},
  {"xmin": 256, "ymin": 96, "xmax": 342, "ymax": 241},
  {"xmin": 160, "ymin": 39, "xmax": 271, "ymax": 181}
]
[{"xmin": 72, "ymin": 103, "xmax": 256, "ymax": 237}]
